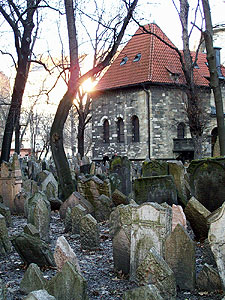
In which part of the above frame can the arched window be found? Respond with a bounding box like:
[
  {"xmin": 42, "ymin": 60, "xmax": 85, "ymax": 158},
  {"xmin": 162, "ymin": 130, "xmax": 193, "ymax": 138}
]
[
  {"xmin": 177, "ymin": 122, "xmax": 185, "ymax": 139},
  {"xmin": 132, "ymin": 115, "xmax": 140, "ymax": 142},
  {"xmin": 103, "ymin": 119, "xmax": 109, "ymax": 143},
  {"xmin": 117, "ymin": 118, "xmax": 124, "ymax": 143}
]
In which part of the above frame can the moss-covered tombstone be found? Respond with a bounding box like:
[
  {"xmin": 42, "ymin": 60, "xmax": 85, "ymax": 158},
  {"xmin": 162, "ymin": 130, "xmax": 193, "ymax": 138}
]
[
  {"xmin": 187, "ymin": 158, "xmax": 225, "ymax": 212},
  {"xmin": 141, "ymin": 160, "xmax": 168, "ymax": 177}
]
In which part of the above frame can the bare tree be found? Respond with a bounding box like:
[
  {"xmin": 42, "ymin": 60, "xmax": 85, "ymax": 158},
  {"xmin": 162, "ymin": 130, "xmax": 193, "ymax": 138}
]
[
  {"xmin": 50, "ymin": 0, "xmax": 139, "ymax": 201},
  {"xmin": 0, "ymin": 0, "xmax": 42, "ymax": 162},
  {"xmin": 201, "ymin": 0, "xmax": 225, "ymax": 155}
]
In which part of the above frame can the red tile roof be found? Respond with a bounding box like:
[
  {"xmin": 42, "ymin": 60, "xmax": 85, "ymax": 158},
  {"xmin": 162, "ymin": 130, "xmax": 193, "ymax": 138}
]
[{"xmin": 95, "ymin": 23, "xmax": 213, "ymax": 91}]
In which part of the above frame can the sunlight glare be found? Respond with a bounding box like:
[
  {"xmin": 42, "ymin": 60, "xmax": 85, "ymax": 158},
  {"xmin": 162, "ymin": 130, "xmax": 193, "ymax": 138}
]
[{"xmin": 81, "ymin": 78, "xmax": 96, "ymax": 92}]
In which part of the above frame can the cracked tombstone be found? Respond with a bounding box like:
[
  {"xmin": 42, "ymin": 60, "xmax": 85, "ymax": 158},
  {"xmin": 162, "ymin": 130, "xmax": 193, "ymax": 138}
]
[
  {"xmin": 80, "ymin": 214, "xmax": 100, "ymax": 250},
  {"xmin": 130, "ymin": 202, "xmax": 172, "ymax": 281},
  {"xmin": 165, "ymin": 224, "xmax": 195, "ymax": 291},
  {"xmin": 208, "ymin": 202, "xmax": 225, "ymax": 290},
  {"xmin": 136, "ymin": 247, "xmax": 176, "ymax": 300},
  {"xmin": 54, "ymin": 236, "xmax": 80, "ymax": 272}
]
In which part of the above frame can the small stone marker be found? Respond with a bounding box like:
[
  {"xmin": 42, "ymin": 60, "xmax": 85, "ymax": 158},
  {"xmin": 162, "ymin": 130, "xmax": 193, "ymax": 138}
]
[
  {"xmin": 80, "ymin": 214, "xmax": 100, "ymax": 250},
  {"xmin": 24, "ymin": 223, "xmax": 40, "ymax": 238},
  {"xmin": 136, "ymin": 247, "xmax": 176, "ymax": 300},
  {"xmin": 71, "ymin": 204, "xmax": 87, "ymax": 234},
  {"xmin": 172, "ymin": 204, "xmax": 186, "ymax": 231},
  {"xmin": 113, "ymin": 227, "xmax": 130, "ymax": 275},
  {"xmin": 123, "ymin": 284, "xmax": 163, "ymax": 300},
  {"xmin": 196, "ymin": 263, "xmax": 222, "ymax": 292},
  {"xmin": 47, "ymin": 261, "xmax": 88, "ymax": 300},
  {"xmin": 208, "ymin": 202, "xmax": 225, "ymax": 290},
  {"xmin": 165, "ymin": 224, "xmax": 195, "ymax": 291},
  {"xmin": 20, "ymin": 263, "xmax": 47, "ymax": 294},
  {"xmin": 54, "ymin": 236, "xmax": 80, "ymax": 272}
]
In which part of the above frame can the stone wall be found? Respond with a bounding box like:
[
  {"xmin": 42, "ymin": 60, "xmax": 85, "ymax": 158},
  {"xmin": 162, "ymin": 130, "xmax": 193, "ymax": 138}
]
[{"xmin": 92, "ymin": 84, "xmax": 214, "ymax": 161}]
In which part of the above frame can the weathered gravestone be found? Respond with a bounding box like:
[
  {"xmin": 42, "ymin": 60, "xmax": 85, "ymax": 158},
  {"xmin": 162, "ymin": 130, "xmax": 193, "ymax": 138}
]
[
  {"xmin": 109, "ymin": 156, "xmax": 132, "ymax": 196},
  {"xmin": 46, "ymin": 261, "xmax": 88, "ymax": 300},
  {"xmin": 196, "ymin": 263, "xmax": 222, "ymax": 292},
  {"xmin": 20, "ymin": 263, "xmax": 47, "ymax": 294},
  {"xmin": 123, "ymin": 284, "xmax": 163, "ymax": 300},
  {"xmin": 71, "ymin": 205, "xmax": 87, "ymax": 234},
  {"xmin": 0, "ymin": 214, "xmax": 12, "ymax": 256},
  {"xmin": 11, "ymin": 233, "xmax": 55, "ymax": 267},
  {"xmin": 80, "ymin": 214, "xmax": 100, "ymax": 250},
  {"xmin": 14, "ymin": 190, "xmax": 28, "ymax": 215},
  {"xmin": 26, "ymin": 192, "xmax": 51, "ymax": 242},
  {"xmin": 136, "ymin": 247, "xmax": 177, "ymax": 300},
  {"xmin": 133, "ymin": 176, "xmax": 178, "ymax": 205},
  {"xmin": 130, "ymin": 202, "xmax": 172, "ymax": 280},
  {"xmin": 54, "ymin": 236, "xmax": 80, "ymax": 272},
  {"xmin": 0, "ymin": 203, "xmax": 12, "ymax": 227},
  {"xmin": 165, "ymin": 224, "xmax": 195, "ymax": 291},
  {"xmin": 208, "ymin": 202, "xmax": 225, "ymax": 290},
  {"xmin": 24, "ymin": 223, "xmax": 40, "ymax": 238},
  {"xmin": 184, "ymin": 197, "xmax": 211, "ymax": 240},
  {"xmin": 171, "ymin": 204, "xmax": 186, "ymax": 231},
  {"xmin": 141, "ymin": 159, "xmax": 168, "ymax": 177},
  {"xmin": 109, "ymin": 203, "xmax": 138, "ymax": 275},
  {"xmin": 187, "ymin": 158, "xmax": 225, "ymax": 212},
  {"xmin": 112, "ymin": 189, "xmax": 128, "ymax": 206},
  {"xmin": 22, "ymin": 179, "xmax": 39, "ymax": 197},
  {"xmin": 37, "ymin": 171, "xmax": 58, "ymax": 199},
  {"xmin": 24, "ymin": 290, "xmax": 56, "ymax": 300}
]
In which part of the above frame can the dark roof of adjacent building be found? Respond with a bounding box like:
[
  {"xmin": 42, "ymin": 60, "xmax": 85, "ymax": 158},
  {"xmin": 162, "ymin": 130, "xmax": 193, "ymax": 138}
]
[{"xmin": 95, "ymin": 23, "xmax": 224, "ymax": 92}]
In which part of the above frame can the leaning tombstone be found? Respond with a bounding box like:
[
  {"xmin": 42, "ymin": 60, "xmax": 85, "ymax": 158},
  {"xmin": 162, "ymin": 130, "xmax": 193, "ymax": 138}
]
[
  {"xmin": 11, "ymin": 233, "xmax": 55, "ymax": 267},
  {"xmin": 0, "ymin": 214, "xmax": 12, "ymax": 256},
  {"xmin": 165, "ymin": 224, "xmax": 195, "ymax": 291},
  {"xmin": 54, "ymin": 236, "xmax": 80, "ymax": 272},
  {"xmin": 46, "ymin": 261, "xmax": 88, "ymax": 300},
  {"xmin": 171, "ymin": 204, "xmax": 186, "ymax": 231},
  {"xmin": 136, "ymin": 247, "xmax": 176, "ymax": 300},
  {"xmin": 184, "ymin": 197, "xmax": 211, "ymax": 240},
  {"xmin": 80, "ymin": 214, "xmax": 100, "ymax": 250},
  {"xmin": 196, "ymin": 263, "xmax": 222, "ymax": 292},
  {"xmin": 20, "ymin": 263, "xmax": 47, "ymax": 294},
  {"xmin": 112, "ymin": 189, "xmax": 129, "ymax": 206},
  {"xmin": 208, "ymin": 202, "xmax": 225, "ymax": 290},
  {"xmin": 23, "ymin": 223, "xmax": 40, "ymax": 238}
]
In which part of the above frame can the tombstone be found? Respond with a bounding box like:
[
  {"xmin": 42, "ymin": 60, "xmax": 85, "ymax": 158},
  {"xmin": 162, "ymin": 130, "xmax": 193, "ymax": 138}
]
[
  {"xmin": 20, "ymin": 263, "xmax": 47, "ymax": 294},
  {"xmin": 142, "ymin": 159, "xmax": 168, "ymax": 177},
  {"xmin": 109, "ymin": 156, "xmax": 132, "ymax": 196},
  {"xmin": 196, "ymin": 263, "xmax": 222, "ymax": 292},
  {"xmin": 0, "ymin": 214, "xmax": 12, "ymax": 256},
  {"xmin": 59, "ymin": 191, "xmax": 93, "ymax": 220},
  {"xmin": 64, "ymin": 207, "xmax": 72, "ymax": 233},
  {"xmin": 109, "ymin": 203, "xmax": 138, "ymax": 274},
  {"xmin": 123, "ymin": 284, "xmax": 163, "ymax": 300},
  {"xmin": 11, "ymin": 233, "xmax": 55, "ymax": 267},
  {"xmin": 37, "ymin": 171, "xmax": 58, "ymax": 199},
  {"xmin": 0, "ymin": 203, "xmax": 12, "ymax": 227},
  {"xmin": 168, "ymin": 160, "xmax": 188, "ymax": 206},
  {"xmin": 133, "ymin": 176, "xmax": 178, "ymax": 206},
  {"xmin": 94, "ymin": 194, "xmax": 113, "ymax": 222},
  {"xmin": 80, "ymin": 214, "xmax": 100, "ymax": 250},
  {"xmin": 208, "ymin": 202, "xmax": 225, "ymax": 290},
  {"xmin": 112, "ymin": 189, "xmax": 129, "ymax": 206},
  {"xmin": 165, "ymin": 224, "xmax": 195, "ymax": 291},
  {"xmin": 136, "ymin": 247, "xmax": 176, "ymax": 300},
  {"xmin": 14, "ymin": 190, "xmax": 28, "ymax": 215},
  {"xmin": 46, "ymin": 261, "xmax": 88, "ymax": 300},
  {"xmin": 54, "ymin": 236, "xmax": 80, "ymax": 272},
  {"xmin": 187, "ymin": 158, "xmax": 225, "ymax": 212},
  {"xmin": 24, "ymin": 290, "xmax": 56, "ymax": 300},
  {"xmin": 130, "ymin": 203, "xmax": 172, "ymax": 280},
  {"xmin": 24, "ymin": 223, "xmax": 40, "ymax": 238},
  {"xmin": 27, "ymin": 158, "xmax": 41, "ymax": 181},
  {"xmin": 172, "ymin": 204, "xmax": 186, "ymax": 231},
  {"xmin": 22, "ymin": 179, "xmax": 39, "ymax": 197},
  {"xmin": 184, "ymin": 197, "xmax": 211, "ymax": 240},
  {"xmin": 71, "ymin": 205, "xmax": 87, "ymax": 234},
  {"xmin": 26, "ymin": 192, "xmax": 51, "ymax": 242},
  {"xmin": 77, "ymin": 176, "xmax": 111, "ymax": 207}
]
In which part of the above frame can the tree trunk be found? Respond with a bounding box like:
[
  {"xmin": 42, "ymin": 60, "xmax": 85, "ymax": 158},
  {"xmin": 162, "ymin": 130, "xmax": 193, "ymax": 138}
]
[
  {"xmin": 77, "ymin": 119, "xmax": 85, "ymax": 158},
  {"xmin": 202, "ymin": 0, "xmax": 225, "ymax": 156}
]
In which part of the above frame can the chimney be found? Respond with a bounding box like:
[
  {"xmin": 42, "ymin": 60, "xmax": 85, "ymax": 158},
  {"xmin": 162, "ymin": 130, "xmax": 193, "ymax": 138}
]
[{"xmin": 214, "ymin": 47, "xmax": 224, "ymax": 78}]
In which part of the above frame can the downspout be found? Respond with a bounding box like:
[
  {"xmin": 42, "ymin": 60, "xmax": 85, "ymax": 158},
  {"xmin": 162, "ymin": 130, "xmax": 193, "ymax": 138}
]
[{"xmin": 142, "ymin": 84, "xmax": 151, "ymax": 159}]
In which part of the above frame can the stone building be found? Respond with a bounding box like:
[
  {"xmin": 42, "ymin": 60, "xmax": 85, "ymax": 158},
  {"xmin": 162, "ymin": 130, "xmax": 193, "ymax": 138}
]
[{"xmin": 91, "ymin": 23, "xmax": 225, "ymax": 161}]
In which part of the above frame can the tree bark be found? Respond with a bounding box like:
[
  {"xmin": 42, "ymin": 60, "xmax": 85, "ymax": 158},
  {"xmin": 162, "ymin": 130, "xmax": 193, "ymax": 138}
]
[
  {"xmin": 50, "ymin": 0, "xmax": 138, "ymax": 201},
  {"xmin": 202, "ymin": 0, "xmax": 225, "ymax": 156}
]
